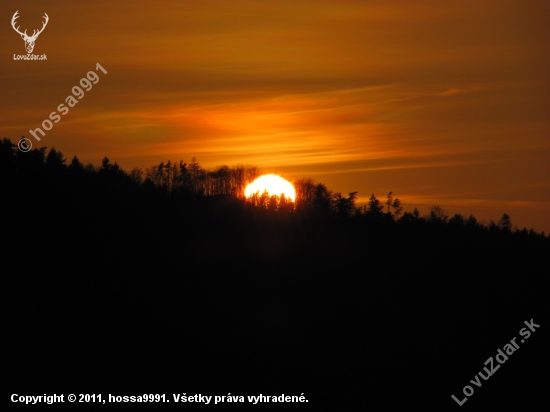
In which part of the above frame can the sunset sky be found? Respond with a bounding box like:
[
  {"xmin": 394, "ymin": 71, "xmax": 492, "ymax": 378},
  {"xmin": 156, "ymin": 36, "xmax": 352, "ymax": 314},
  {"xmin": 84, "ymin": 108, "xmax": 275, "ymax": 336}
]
[{"xmin": 1, "ymin": 0, "xmax": 549, "ymax": 232}]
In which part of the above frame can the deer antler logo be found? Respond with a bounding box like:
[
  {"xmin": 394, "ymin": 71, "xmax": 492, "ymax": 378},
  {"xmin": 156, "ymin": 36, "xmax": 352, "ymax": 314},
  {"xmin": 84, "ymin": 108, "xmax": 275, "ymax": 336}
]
[{"xmin": 11, "ymin": 10, "xmax": 49, "ymax": 54}]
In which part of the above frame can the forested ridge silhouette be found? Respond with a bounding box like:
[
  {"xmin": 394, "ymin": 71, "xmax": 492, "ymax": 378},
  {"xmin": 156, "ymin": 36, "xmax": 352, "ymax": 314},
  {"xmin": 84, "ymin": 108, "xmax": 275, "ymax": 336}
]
[{"xmin": 2, "ymin": 138, "xmax": 548, "ymax": 408}]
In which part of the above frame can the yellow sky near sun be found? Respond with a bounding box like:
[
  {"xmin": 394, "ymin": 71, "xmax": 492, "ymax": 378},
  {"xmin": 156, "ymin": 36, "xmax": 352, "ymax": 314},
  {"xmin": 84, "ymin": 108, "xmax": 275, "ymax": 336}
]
[{"xmin": 1, "ymin": 0, "xmax": 549, "ymax": 232}]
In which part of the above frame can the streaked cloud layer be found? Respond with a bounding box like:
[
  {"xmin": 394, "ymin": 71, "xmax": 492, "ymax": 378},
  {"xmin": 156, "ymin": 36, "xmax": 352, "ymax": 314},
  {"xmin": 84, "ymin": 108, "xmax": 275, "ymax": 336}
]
[{"xmin": 1, "ymin": 0, "xmax": 549, "ymax": 231}]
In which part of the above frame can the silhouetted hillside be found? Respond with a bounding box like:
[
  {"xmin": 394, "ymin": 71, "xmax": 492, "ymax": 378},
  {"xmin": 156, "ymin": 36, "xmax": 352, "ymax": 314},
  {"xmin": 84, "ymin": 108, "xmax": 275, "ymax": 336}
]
[{"xmin": 2, "ymin": 138, "xmax": 548, "ymax": 408}]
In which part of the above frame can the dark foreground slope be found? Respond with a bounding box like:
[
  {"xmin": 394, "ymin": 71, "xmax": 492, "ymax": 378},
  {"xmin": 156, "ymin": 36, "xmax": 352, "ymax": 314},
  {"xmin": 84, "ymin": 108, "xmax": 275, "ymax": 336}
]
[{"xmin": 3, "ymin": 168, "xmax": 548, "ymax": 409}]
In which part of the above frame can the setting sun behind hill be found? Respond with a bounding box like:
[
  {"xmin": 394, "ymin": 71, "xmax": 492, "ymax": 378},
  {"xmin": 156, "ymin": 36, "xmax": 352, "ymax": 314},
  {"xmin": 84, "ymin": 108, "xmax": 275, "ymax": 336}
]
[{"xmin": 244, "ymin": 174, "xmax": 296, "ymax": 202}]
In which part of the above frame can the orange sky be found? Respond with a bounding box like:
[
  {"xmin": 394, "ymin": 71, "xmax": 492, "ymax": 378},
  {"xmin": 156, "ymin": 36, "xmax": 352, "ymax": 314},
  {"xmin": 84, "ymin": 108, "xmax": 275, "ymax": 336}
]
[{"xmin": 1, "ymin": 0, "xmax": 549, "ymax": 232}]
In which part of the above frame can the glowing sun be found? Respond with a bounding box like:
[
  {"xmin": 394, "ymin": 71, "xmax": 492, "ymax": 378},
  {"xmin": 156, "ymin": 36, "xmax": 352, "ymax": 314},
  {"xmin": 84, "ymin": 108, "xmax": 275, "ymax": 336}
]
[{"xmin": 244, "ymin": 174, "xmax": 296, "ymax": 202}]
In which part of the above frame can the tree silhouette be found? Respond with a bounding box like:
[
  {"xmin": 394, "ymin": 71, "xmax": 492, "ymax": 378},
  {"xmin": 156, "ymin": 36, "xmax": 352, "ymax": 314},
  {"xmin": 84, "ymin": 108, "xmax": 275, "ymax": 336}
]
[
  {"xmin": 313, "ymin": 183, "xmax": 333, "ymax": 214},
  {"xmin": 0, "ymin": 138, "xmax": 16, "ymax": 176},
  {"xmin": 427, "ymin": 205, "xmax": 448, "ymax": 223},
  {"xmin": 294, "ymin": 178, "xmax": 317, "ymax": 210},
  {"xmin": 465, "ymin": 214, "xmax": 478, "ymax": 228},
  {"xmin": 45, "ymin": 148, "xmax": 66, "ymax": 168},
  {"xmin": 69, "ymin": 155, "xmax": 83, "ymax": 171},
  {"xmin": 366, "ymin": 193, "xmax": 384, "ymax": 215},
  {"xmin": 391, "ymin": 198, "xmax": 403, "ymax": 220},
  {"xmin": 386, "ymin": 191, "xmax": 393, "ymax": 214},
  {"xmin": 2, "ymin": 136, "xmax": 549, "ymax": 410},
  {"xmin": 128, "ymin": 168, "xmax": 143, "ymax": 185},
  {"xmin": 278, "ymin": 193, "xmax": 294, "ymax": 212},
  {"xmin": 449, "ymin": 213, "xmax": 465, "ymax": 226},
  {"xmin": 259, "ymin": 189, "xmax": 269, "ymax": 209},
  {"xmin": 334, "ymin": 191, "xmax": 358, "ymax": 218},
  {"xmin": 498, "ymin": 214, "xmax": 512, "ymax": 232}
]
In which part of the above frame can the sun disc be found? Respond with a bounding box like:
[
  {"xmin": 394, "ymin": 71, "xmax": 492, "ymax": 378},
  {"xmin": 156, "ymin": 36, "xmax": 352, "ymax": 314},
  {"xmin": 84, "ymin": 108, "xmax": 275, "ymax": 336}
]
[{"xmin": 244, "ymin": 174, "xmax": 296, "ymax": 202}]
